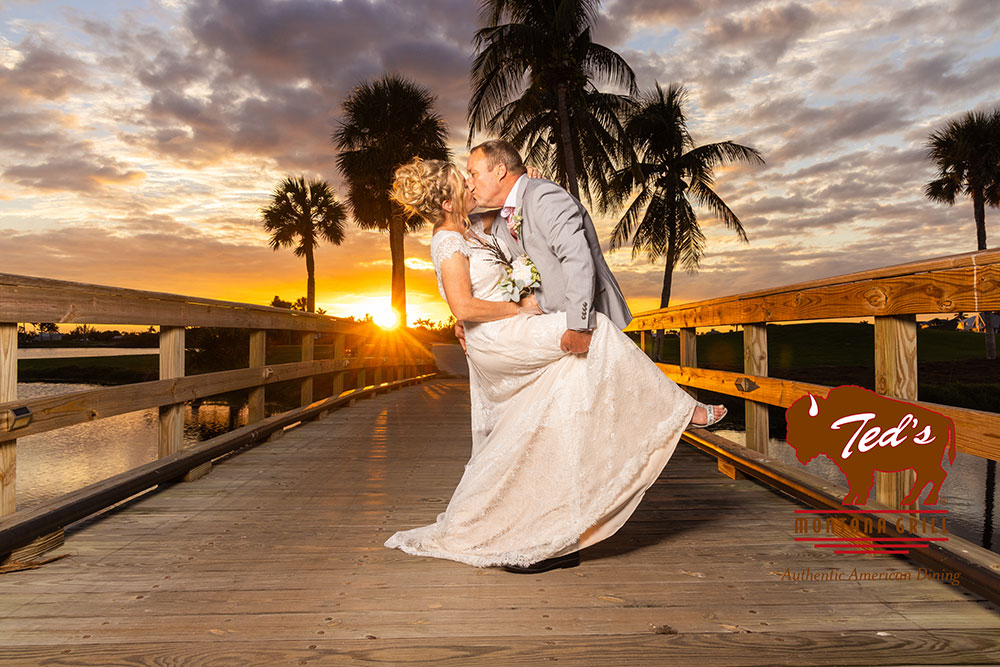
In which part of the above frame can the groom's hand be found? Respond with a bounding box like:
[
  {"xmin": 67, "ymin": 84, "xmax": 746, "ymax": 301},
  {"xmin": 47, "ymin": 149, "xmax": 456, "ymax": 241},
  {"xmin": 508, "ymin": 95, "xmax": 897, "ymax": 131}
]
[
  {"xmin": 561, "ymin": 329, "xmax": 592, "ymax": 355},
  {"xmin": 455, "ymin": 321, "xmax": 467, "ymax": 353}
]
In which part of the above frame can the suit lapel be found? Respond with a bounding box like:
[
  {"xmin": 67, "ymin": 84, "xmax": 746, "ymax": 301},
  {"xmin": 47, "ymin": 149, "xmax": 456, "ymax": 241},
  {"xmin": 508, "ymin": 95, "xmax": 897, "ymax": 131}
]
[
  {"xmin": 511, "ymin": 177, "xmax": 528, "ymax": 254},
  {"xmin": 487, "ymin": 209, "xmax": 520, "ymax": 260}
]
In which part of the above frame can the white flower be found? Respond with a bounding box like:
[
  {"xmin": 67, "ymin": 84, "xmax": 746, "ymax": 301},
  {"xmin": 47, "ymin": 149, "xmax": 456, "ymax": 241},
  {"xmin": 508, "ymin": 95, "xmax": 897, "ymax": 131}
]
[{"xmin": 511, "ymin": 256, "xmax": 534, "ymax": 287}]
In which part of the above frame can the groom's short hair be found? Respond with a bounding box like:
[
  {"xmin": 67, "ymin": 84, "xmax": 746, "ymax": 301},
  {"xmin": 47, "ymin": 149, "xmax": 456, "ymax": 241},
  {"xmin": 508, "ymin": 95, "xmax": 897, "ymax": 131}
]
[{"xmin": 471, "ymin": 139, "xmax": 527, "ymax": 177}]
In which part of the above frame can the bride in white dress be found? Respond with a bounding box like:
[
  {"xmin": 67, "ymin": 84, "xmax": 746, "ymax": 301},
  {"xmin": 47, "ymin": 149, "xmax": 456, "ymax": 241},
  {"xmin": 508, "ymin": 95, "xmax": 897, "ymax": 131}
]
[{"xmin": 383, "ymin": 158, "xmax": 725, "ymax": 571}]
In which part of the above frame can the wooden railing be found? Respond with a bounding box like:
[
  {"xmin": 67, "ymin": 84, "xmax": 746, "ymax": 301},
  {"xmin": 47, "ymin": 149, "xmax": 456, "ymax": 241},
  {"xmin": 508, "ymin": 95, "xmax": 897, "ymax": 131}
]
[
  {"xmin": 625, "ymin": 248, "xmax": 1000, "ymax": 601},
  {"xmin": 0, "ymin": 273, "xmax": 436, "ymax": 560}
]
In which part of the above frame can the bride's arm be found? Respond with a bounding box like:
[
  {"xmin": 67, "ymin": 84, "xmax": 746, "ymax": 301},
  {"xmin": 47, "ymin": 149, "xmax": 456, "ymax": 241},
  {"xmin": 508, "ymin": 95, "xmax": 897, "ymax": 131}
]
[{"xmin": 439, "ymin": 253, "xmax": 526, "ymax": 322}]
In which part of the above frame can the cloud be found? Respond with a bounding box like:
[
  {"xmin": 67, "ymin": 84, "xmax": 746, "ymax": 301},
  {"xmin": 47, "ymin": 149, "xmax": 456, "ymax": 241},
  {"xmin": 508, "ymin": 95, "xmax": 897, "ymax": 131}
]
[
  {"xmin": 0, "ymin": 36, "xmax": 91, "ymax": 99},
  {"xmin": 703, "ymin": 3, "xmax": 818, "ymax": 64},
  {"xmin": 4, "ymin": 154, "xmax": 145, "ymax": 192}
]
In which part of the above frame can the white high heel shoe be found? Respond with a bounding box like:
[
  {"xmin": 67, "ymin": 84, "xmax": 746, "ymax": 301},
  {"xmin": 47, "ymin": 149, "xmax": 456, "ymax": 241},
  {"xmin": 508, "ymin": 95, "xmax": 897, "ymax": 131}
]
[{"xmin": 691, "ymin": 402, "xmax": 727, "ymax": 428}]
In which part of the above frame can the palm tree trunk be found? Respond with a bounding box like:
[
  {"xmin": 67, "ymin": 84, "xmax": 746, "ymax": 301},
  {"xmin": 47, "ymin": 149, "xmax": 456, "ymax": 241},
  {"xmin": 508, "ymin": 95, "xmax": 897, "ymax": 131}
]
[
  {"xmin": 305, "ymin": 245, "xmax": 316, "ymax": 313},
  {"xmin": 972, "ymin": 185, "xmax": 996, "ymax": 359},
  {"xmin": 390, "ymin": 217, "xmax": 406, "ymax": 327},
  {"xmin": 555, "ymin": 82, "xmax": 580, "ymax": 200},
  {"xmin": 660, "ymin": 236, "xmax": 676, "ymax": 309}
]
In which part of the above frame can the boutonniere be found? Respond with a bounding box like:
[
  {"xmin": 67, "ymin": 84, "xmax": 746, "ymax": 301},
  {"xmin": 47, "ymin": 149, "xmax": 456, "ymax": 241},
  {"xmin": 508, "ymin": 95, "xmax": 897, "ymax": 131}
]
[{"xmin": 508, "ymin": 208, "xmax": 524, "ymax": 240}]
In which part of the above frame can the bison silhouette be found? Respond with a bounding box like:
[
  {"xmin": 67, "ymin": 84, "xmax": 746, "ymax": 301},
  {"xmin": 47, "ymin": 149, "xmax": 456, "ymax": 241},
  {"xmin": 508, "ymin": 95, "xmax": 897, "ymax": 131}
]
[{"xmin": 785, "ymin": 385, "xmax": 955, "ymax": 506}]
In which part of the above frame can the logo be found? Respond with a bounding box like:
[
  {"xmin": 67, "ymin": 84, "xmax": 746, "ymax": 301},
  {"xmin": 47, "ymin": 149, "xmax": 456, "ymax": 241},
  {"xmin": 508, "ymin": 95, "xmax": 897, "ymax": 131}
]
[
  {"xmin": 785, "ymin": 385, "xmax": 955, "ymax": 506},
  {"xmin": 784, "ymin": 385, "xmax": 956, "ymax": 555}
]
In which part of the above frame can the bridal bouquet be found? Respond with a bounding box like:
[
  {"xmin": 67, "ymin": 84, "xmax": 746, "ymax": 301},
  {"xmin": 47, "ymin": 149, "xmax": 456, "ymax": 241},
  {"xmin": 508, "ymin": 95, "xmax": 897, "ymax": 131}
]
[
  {"xmin": 498, "ymin": 254, "xmax": 541, "ymax": 301},
  {"xmin": 471, "ymin": 233, "xmax": 541, "ymax": 301}
]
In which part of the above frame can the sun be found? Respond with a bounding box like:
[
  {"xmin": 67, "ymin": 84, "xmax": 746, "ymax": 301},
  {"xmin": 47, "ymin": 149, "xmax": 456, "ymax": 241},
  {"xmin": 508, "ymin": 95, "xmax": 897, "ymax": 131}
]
[
  {"xmin": 354, "ymin": 297, "xmax": 400, "ymax": 329},
  {"xmin": 373, "ymin": 308, "xmax": 401, "ymax": 330}
]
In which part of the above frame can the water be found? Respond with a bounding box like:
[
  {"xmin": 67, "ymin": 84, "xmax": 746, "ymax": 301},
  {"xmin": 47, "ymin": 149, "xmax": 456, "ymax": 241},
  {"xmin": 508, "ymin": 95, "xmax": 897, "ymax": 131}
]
[
  {"xmin": 13, "ymin": 382, "xmax": 247, "ymax": 510},
  {"xmin": 18, "ymin": 348, "xmax": 159, "ymax": 359},
  {"xmin": 714, "ymin": 428, "xmax": 999, "ymax": 554}
]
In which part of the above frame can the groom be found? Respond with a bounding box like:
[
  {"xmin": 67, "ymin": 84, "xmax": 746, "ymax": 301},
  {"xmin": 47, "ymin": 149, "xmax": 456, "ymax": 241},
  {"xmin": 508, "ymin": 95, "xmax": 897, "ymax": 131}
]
[{"xmin": 463, "ymin": 139, "xmax": 632, "ymax": 355}]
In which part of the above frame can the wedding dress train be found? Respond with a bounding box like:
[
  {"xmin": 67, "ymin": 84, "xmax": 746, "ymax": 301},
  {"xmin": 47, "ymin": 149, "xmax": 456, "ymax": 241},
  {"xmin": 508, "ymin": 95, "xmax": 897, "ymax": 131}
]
[{"xmin": 383, "ymin": 223, "xmax": 699, "ymax": 568}]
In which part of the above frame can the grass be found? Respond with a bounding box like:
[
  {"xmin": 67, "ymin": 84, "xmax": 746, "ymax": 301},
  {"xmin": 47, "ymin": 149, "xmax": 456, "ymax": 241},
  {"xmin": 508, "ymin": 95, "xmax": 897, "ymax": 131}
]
[{"xmin": 18, "ymin": 354, "xmax": 159, "ymax": 385}]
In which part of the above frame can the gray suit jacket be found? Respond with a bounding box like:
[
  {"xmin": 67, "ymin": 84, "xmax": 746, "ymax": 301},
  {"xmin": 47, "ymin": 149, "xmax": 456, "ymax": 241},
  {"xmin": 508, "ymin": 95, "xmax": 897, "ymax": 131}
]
[{"xmin": 492, "ymin": 177, "xmax": 632, "ymax": 330}]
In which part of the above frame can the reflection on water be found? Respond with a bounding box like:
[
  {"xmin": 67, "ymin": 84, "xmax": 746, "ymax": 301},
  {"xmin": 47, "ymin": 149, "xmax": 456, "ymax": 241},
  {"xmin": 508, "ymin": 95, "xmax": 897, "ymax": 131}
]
[
  {"xmin": 714, "ymin": 428, "xmax": 1000, "ymax": 555},
  {"xmin": 14, "ymin": 383, "xmax": 247, "ymax": 510}
]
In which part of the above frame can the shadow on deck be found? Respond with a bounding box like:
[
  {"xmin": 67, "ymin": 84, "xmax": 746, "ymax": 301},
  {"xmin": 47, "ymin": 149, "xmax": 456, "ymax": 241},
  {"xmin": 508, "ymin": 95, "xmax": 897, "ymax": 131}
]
[{"xmin": 1, "ymin": 379, "xmax": 998, "ymax": 665}]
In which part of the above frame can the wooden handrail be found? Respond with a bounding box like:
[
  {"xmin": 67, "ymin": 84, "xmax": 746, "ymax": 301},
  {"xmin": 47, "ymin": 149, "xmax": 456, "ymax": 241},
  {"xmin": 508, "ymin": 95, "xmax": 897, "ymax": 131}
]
[
  {"xmin": 625, "ymin": 247, "xmax": 1000, "ymax": 330},
  {"xmin": 0, "ymin": 355, "xmax": 415, "ymax": 441},
  {"xmin": 0, "ymin": 273, "xmax": 438, "ymax": 561},
  {"xmin": 0, "ymin": 272, "xmax": 364, "ymax": 332}
]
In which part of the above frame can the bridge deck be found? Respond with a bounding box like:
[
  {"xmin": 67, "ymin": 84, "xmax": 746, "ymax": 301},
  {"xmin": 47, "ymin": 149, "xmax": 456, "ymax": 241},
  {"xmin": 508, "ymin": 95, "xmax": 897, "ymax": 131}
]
[{"xmin": 1, "ymin": 378, "xmax": 998, "ymax": 665}]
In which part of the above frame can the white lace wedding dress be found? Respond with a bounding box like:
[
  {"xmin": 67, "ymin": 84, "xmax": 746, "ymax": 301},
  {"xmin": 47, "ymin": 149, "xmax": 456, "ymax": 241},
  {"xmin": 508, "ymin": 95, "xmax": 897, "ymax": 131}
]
[{"xmin": 383, "ymin": 222, "xmax": 699, "ymax": 568}]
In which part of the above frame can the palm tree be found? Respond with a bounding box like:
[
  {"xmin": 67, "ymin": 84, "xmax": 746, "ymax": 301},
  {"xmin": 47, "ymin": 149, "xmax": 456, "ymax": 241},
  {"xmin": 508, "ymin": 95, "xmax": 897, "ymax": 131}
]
[
  {"xmin": 925, "ymin": 106, "xmax": 1000, "ymax": 359},
  {"xmin": 468, "ymin": 0, "xmax": 636, "ymax": 206},
  {"xmin": 334, "ymin": 74, "xmax": 449, "ymax": 327},
  {"xmin": 609, "ymin": 83, "xmax": 764, "ymax": 309},
  {"xmin": 261, "ymin": 176, "xmax": 347, "ymax": 313}
]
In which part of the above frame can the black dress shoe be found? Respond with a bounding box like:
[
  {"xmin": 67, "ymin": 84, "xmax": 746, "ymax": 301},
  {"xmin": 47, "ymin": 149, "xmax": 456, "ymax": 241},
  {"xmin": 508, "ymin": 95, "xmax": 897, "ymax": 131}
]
[{"xmin": 502, "ymin": 551, "xmax": 581, "ymax": 574}]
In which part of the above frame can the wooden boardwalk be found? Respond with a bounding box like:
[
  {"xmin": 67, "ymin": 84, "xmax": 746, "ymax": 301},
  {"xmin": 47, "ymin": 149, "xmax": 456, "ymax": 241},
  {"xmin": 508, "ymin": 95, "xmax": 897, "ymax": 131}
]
[{"xmin": 1, "ymin": 379, "xmax": 999, "ymax": 665}]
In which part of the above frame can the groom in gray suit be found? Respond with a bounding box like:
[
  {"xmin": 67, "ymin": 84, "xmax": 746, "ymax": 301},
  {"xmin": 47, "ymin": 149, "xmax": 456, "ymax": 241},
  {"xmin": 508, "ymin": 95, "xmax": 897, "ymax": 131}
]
[{"xmin": 464, "ymin": 139, "xmax": 632, "ymax": 355}]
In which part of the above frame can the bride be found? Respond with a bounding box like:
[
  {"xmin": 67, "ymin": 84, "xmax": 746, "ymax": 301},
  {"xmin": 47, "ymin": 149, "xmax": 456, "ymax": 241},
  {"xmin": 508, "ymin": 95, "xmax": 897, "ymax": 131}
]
[{"xmin": 383, "ymin": 157, "xmax": 726, "ymax": 573}]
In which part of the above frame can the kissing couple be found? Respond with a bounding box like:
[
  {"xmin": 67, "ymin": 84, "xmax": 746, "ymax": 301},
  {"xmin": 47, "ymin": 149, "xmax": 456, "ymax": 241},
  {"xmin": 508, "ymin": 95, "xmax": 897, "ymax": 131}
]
[{"xmin": 384, "ymin": 139, "xmax": 726, "ymax": 573}]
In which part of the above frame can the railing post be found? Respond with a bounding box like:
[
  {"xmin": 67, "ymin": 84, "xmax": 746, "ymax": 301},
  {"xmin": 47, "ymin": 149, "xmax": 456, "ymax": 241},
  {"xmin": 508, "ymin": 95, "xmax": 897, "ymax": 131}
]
[
  {"xmin": 300, "ymin": 331, "xmax": 314, "ymax": 407},
  {"xmin": 640, "ymin": 330, "xmax": 653, "ymax": 358},
  {"xmin": 332, "ymin": 333, "xmax": 345, "ymax": 396},
  {"xmin": 158, "ymin": 326, "xmax": 190, "ymax": 473},
  {"xmin": 1, "ymin": 323, "xmax": 16, "ymax": 519},
  {"xmin": 356, "ymin": 335, "xmax": 367, "ymax": 391},
  {"xmin": 744, "ymin": 323, "xmax": 769, "ymax": 454},
  {"xmin": 2, "ymin": 322, "xmax": 66, "ymax": 561},
  {"xmin": 680, "ymin": 327, "xmax": 698, "ymax": 400},
  {"xmin": 875, "ymin": 314, "xmax": 918, "ymax": 508},
  {"xmin": 249, "ymin": 329, "xmax": 266, "ymax": 423}
]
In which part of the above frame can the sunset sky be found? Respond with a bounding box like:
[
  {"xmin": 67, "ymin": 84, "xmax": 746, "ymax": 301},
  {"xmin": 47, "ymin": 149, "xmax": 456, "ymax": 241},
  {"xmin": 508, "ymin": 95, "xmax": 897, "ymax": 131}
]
[{"xmin": 1, "ymin": 0, "xmax": 999, "ymax": 326}]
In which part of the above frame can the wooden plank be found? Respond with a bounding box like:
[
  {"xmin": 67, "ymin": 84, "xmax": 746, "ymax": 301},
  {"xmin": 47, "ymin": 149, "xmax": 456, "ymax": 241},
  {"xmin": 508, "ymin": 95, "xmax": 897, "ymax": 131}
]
[
  {"xmin": 332, "ymin": 334, "xmax": 345, "ymax": 396},
  {"xmin": 0, "ymin": 273, "xmax": 362, "ymax": 333},
  {"xmin": 625, "ymin": 248, "xmax": 1000, "ymax": 330},
  {"xmin": 158, "ymin": 326, "xmax": 185, "ymax": 460},
  {"xmin": 300, "ymin": 332, "xmax": 314, "ymax": 406},
  {"xmin": 0, "ymin": 323, "xmax": 15, "ymax": 517},
  {"xmin": 0, "ymin": 356, "xmax": 416, "ymax": 442},
  {"xmin": 743, "ymin": 323, "xmax": 768, "ymax": 455},
  {"xmin": 0, "ymin": 631, "xmax": 997, "ymax": 667},
  {"xmin": 874, "ymin": 314, "xmax": 918, "ymax": 508},
  {"xmin": 248, "ymin": 330, "xmax": 265, "ymax": 423},
  {"xmin": 0, "ymin": 375, "xmax": 436, "ymax": 554},
  {"xmin": 679, "ymin": 327, "xmax": 697, "ymax": 400}
]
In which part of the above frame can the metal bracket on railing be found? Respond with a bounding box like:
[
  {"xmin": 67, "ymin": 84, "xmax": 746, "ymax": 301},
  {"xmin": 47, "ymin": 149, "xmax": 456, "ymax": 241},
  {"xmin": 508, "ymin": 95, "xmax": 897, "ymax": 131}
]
[
  {"xmin": 735, "ymin": 378, "xmax": 760, "ymax": 393},
  {"xmin": 6, "ymin": 406, "xmax": 32, "ymax": 431}
]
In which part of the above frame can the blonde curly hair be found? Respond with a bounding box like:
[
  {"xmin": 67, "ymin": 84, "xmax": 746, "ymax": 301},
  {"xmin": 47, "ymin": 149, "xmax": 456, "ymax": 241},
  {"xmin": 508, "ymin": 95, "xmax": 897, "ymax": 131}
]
[{"xmin": 392, "ymin": 158, "xmax": 468, "ymax": 228}]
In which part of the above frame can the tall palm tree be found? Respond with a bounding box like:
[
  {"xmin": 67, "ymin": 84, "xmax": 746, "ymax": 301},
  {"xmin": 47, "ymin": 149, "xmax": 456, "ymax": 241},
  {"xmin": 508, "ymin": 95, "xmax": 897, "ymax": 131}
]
[
  {"xmin": 261, "ymin": 176, "xmax": 347, "ymax": 313},
  {"xmin": 468, "ymin": 0, "xmax": 636, "ymax": 206},
  {"xmin": 608, "ymin": 83, "xmax": 764, "ymax": 309},
  {"xmin": 334, "ymin": 74, "xmax": 450, "ymax": 327},
  {"xmin": 925, "ymin": 106, "xmax": 1000, "ymax": 359}
]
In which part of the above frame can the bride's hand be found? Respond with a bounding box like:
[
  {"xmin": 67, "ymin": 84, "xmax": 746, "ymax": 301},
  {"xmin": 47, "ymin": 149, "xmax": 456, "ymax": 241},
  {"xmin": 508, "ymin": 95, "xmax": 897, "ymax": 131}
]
[
  {"xmin": 518, "ymin": 293, "xmax": 543, "ymax": 315},
  {"xmin": 525, "ymin": 165, "xmax": 544, "ymax": 179}
]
